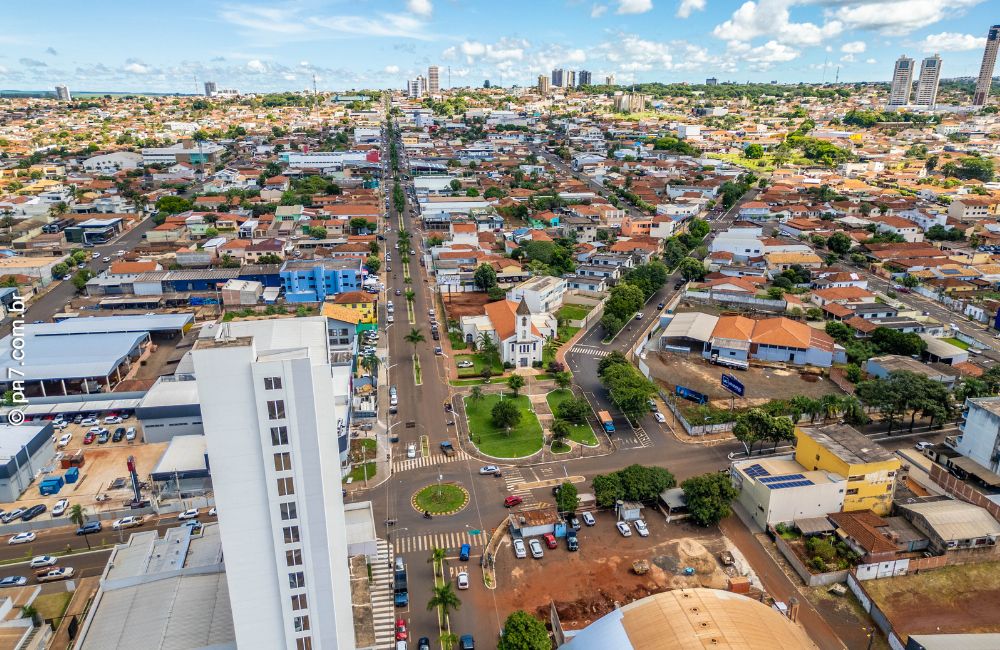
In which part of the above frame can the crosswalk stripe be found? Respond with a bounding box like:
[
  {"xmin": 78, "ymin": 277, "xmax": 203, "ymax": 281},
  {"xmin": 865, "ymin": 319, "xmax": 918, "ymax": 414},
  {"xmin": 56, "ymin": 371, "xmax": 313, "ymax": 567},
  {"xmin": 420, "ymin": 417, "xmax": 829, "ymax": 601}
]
[{"xmin": 392, "ymin": 450, "xmax": 469, "ymax": 473}]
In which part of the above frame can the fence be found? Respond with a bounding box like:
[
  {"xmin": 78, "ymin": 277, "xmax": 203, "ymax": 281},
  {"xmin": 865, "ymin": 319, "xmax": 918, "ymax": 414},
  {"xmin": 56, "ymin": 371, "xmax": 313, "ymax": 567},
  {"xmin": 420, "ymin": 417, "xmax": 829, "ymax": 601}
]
[
  {"xmin": 683, "ymin": 290, "xmax": 787, "ymax": 313},
  {"xmin": 772, "ymin": 531, "xmax": 849, "ymax": 587},
  {"xmin": 846, "ymin": 572, "xmax": 907, "ymax": 650},
  {"xmin": 562, "ymin": 291, "xmax": 607, "ymax": 329},
  {"xmin": 662, "ymin": 392, "xmax": 736, "ymax": 436}
]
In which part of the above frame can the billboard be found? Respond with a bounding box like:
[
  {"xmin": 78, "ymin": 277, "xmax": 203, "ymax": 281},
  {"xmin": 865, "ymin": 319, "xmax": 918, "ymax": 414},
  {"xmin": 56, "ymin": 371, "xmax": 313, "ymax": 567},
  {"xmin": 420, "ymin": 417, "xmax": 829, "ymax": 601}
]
[
  {"xmin": 675, "ymin": 385, "xmax": 708, "ymax": 404},
  {"xmin": 721, "ymin": 373, "xmax": 745, "ymax": 397}
]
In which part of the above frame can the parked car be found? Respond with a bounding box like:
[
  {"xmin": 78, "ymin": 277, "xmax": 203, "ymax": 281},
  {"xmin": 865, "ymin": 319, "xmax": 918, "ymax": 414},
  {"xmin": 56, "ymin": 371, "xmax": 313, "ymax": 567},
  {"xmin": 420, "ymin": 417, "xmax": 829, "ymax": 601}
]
[
  {"xmin": 36, "ymin": 567, "xmax": 74, "ymax": 583},
  {"xmin": 457, "ymin": 360, "xmax": 474, "ymax": 368},
  {"xmin": 80, "ymin": 417, "xmax": 98, "ymax": 426},
  {"xmin": 567, "ymin": 515, "xmax": 581, "ymax": 531},
  {"xmin": 83, "ymin": 432, "xmax": 96, "ymax": 445},
  {"xmin": 512, "ymin": 538, "xmax": 527, "ymax": 559},
  {"xmin": 504, "ymin": 495, "xmax": 523, "ymax": 508},
  {"xmin": 112, "ymin": 427, "xmax": 125, "ymax": 442},
  {"xmin": 97, "ymin": 431, "xmax": 110, "ymax": 444},
  {"xmin": 653, "ymin": 412, "xmax": 666, "ymax": 423},
  {"xmin": 52, "ymin": 499, "xmax": 69, "ymax": 516},
  {"xmin": 417, "ymin": 638, "xmax": 430, "ymax": 650},
  {"xmin": 52, "ymin": 420, "xmax": 69, "ymax": 430},
  {"xmin": 21, "ymin": 505, "xmax": 46, "ymax": 521},
  {"xmin": 2, "ymin": 509, "xmax": 25, "ymax": 523},
  {"xmin": 29, "ymin": 555, "xmax": 57, "ymax": 568},
  {"xmin": 542, "ymin": 533, "xmax": 557, "ymax": 549},
  {"xmin": 633, "ymin": 519, "xmax": 649, "ymax": 537},
  {"xmin": 528, "ymin": 538, "xmax": 544, "ymax": 559},
  {"xmin": 0, "ymin": 576, "xmax": 27, "ymax": 587},
  {"xmin": 616, "ymin": 521, "xmax": 632, "ymax": 537},
  {"xmin": 208, "ymin": 507, "xmax": 217, "ymax": 517},
  {"xmin": 479, "ymin": 465, "xmax": 499, "ymax": 475},
  {"xmin": 457, "ymin": 571, "xmax": 469, "ymax": 590},
  {"xmin": 567, "ymin": 533, "xmax": 579, "ymax": 551},
  {"xmin": 915, "ymin": 441, "xmax": 933, "ymax": 451},
  {"xmin": 177, "ymin": 509, "xmax": 199, "ymax": 520},
  {"xmin": 581, "ymin": 511, "xmax": 596, "ymax": 527},
  {"xmin": 57, "ymin": 433, "xmax": 72, "ymax": 448},
  {"xmin": 112, "ymin": 516, "xmax": 143, "ymax": 530},
  {"xmin": 8, "ymin": 532, "xmax": 36, "ymax": 545},
  {"xmin": 395, "ymin": 619, "xmax": 408, "ymax": 641},
  {"xmin": 104, "ymin": 415, "xmax": 123, "ymax": 424},
  {"xmin": 459, "ymin": 635, "xmax": 474, "ymax": 650},
  {"xmin": 76, "ymin": 522, "xmax": 102, "ymax": 535},
  {"xmin": 406, "ymin": 444, "xmax": 416, "ymax": 459}
]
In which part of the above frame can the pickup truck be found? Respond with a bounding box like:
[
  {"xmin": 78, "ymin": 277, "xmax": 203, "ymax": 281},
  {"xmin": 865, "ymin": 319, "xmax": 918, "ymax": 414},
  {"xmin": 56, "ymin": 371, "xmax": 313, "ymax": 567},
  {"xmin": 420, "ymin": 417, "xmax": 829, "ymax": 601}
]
[
  {"xmin": 440, "ymin": 441, "xmax": 456, "ymax": 457},
  {"xmin": 36, "ymin": 567, "xmax": 74, "ymax": 583},
  {"xmin": 597, "ymin": 411, "xmax": 615, "ymax": 433},
  {"xmin": 393, "ymin": 565, "xmax": 408, "ymax": 607}
]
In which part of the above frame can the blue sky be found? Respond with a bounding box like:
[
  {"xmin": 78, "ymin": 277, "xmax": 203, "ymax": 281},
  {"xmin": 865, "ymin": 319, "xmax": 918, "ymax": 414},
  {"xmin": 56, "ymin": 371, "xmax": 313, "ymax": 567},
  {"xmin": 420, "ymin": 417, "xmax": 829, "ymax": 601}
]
[{"xmin": 1, "ymin": 0, "xmax": 997, "ymax": 92}]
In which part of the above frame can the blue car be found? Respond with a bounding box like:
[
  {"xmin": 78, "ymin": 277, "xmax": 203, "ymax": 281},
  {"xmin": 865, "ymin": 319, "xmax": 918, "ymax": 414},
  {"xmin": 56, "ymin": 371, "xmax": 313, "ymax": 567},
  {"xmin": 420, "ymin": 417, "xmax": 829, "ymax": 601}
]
[
  {"xmin": 460, "ymin": 634, "xmax": 475, "ymax": 650},
  {"xmin": 459, "ymin": 543, "xmax": 470, "ymax": 561},
  {"xmin": 76, "ymin": 521, "xmax": 102, "ymax": 536}
]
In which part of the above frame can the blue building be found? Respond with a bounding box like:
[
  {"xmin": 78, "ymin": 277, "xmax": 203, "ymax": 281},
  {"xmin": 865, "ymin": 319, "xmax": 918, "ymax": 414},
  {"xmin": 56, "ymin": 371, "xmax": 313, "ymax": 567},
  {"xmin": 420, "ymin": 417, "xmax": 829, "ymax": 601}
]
[{"xmin": 280, "ymin": 259, "xmax": 364, "ymax": 303}]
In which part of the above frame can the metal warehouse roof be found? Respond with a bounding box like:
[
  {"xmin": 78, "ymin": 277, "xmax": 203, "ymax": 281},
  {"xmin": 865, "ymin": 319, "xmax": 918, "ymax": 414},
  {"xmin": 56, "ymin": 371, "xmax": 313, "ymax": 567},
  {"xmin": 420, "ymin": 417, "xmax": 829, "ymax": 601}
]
[
  {"xmin": 152, "ymin": 435, "xmax": 208, "ymax": 480},
  {"xmin": 21, "ymin": 398, "xmax": 141, "ymax": 416},
  {"xmin": 902, "ymin": 499, "xmax": 1000, "ymax": 541},
  {"xmin": 0, "ymin": 331, "xmax": 147, "ymax": 381},
  {"xmin": 660, "ymin": 312, "xmax": 719, "ymax": 343},
  {"xmin": 27, "ymin": 313, "xmax": 193, "ymax": 336}
]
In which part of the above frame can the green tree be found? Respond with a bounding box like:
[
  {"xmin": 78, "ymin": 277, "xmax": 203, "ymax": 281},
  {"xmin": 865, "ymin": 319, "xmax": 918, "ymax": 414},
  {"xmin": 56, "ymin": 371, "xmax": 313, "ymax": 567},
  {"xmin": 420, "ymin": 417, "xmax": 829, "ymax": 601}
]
[
  {"xmin": 51, "ymin": 262, "xmax": 69, "ymax": 278},
  {"xmin": 827, "ymin": 232, "xmax": 852, "ymax": 255},
  {"xmin": 556, "ymin": 396, "xmax": 590, "ymax": 425},
  {"xmin": 427, "ymin": 582, "xmax": 462, "ymax": 620},
  {"xmin": 258, "ymin": 253, "xmax": 283, "ymax": 265},
  {"xmin": 682, "ymin": 472, "xmax": 739, "ymax": 526},
  {"xmin": 466, "ymin": 187, "xmax": 480, "ymax": 197},
  {"xmin": 69, "ymin": 504, "xmax": 90, "ymax": 550},
  {"xmin": 469, "ymin": 385, "xmax": 484, "ymax": 402},
  {"xmin": 554, "ymin": 371, "xmax": 572, "ymax": 390},
  {"xmin": 614, "ymin": 464, "xmax": 676, "ymax": 502},
  {"xmin": 498, "ymin": 610, "xmax": 550, "ymax": 650},
  {"xmin": 677, "ymin": 257, "xmax": 706, "ymax": 282},
  {"xmin": 592, "ymin": 473, "xmax": 625, "ymax": 508},
  {"xmin": 155, "ymin": 195, "xmax": 192, "ymax": 215},
  {"xmin": 365, "ymin": 255, "xmax": 381, "ymax": 273},
  {"xmin": 474, "ymin": 263, "xmax": 498, "ymax": 291},
  {"xmin": 744, "ymin": 144, "xmax": 764, "ymax": 159},
  {"xmin": 491, "ymin": 399, "xmax": 522, "ymax": 431},
  {"xmin": 404, "ymin": 328, "xmax": 425, "ymax": 354},
  {"xmin": 598, "ymin": 351, "xmax": 630, "ymax": 376},
  {"xmin": 71, "ymin": 269, "xmax": 94, "ymax": 292},
  {"xmin": 551, "ymin": 419, "xmax": 571, "ymax": 446},
  {"xmin": 507, "ymin": 374, "xmax": 525, "ymax": 397},
  {"xmin": 449, "ymin": 179, "xmax": 461, "ymax": 191},
  {"xmin": 555, "ymin": 480, "xmax": 579, "ymax": 513}
]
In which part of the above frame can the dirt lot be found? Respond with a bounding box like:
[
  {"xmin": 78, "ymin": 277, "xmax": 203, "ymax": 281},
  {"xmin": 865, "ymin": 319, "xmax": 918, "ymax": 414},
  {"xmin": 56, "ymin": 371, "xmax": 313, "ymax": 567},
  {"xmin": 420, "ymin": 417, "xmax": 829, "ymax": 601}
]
[
  {"xmin": 863, "ymin": 561, "xmax": 1000, "ymax": 637},
  {"xmin": 12, "ymin": 416, "xmax": 166, "ymax": 515},
  {"xmin": 647, "ymin": 350, "xmax": 844, "ymax": 408},
  {"xmin": 439, "ymin": 292, "xmax": 493, "ymax": 321},
  {"xmin": 490, "ymin": 511, "xmax": 735, "ymax": 630}
]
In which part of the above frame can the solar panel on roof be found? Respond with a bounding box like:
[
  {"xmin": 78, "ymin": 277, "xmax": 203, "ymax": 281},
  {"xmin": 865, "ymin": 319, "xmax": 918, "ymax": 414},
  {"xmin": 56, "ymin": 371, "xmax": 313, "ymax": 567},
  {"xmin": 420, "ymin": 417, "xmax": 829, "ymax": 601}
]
[
  {"xmin": 745, "ymin": 464, "xmax": 769, "ymax": 478},
  {"xmin": 767, "ymin": 479, "xmax": 815, "ymax": 489},
  {"xmin": 760, "ymin": 473, "xmax": 805, "ymax": 484}
]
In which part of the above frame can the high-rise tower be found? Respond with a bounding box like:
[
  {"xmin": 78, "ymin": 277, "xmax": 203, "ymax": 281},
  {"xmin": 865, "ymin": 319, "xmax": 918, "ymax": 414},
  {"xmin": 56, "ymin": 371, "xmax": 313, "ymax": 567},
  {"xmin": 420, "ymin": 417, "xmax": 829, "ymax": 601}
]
[
  {"xmin": 973, "ymin": 25, "xmax": 1000, "ymax": 106},
  {"xmin": 887, "ymin": 56, "xmax": 914, "ymax": 107},
  {"xmin": 914, "ymin": 54, "xmax": 942, "ymax": 107}
]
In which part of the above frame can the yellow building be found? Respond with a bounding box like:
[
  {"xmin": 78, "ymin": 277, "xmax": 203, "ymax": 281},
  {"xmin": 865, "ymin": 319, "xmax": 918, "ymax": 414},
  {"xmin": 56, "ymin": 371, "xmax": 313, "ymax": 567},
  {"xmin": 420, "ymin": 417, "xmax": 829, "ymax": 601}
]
[
  {"xmin": 327, "ymin": 291, "xmax": 378, "ymax": 324},
  {"xmin": 794, "ymin": 423, "xmax": 900, "ymax": 516}
]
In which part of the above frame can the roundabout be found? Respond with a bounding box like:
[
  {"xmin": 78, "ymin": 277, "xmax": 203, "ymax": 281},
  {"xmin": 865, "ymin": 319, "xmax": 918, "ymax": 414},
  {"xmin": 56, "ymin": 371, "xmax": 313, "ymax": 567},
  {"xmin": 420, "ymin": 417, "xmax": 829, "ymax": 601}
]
[{"xmin": 411, "ymin": 483, "xmax": 469, "ymax": 516}]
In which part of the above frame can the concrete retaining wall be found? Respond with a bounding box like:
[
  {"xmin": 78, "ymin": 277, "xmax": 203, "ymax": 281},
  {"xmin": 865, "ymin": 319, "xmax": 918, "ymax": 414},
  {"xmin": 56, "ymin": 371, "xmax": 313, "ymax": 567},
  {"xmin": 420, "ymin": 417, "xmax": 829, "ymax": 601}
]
[{"xmin": 772, "ymin": 530, "xmax": 848, "ymax": 587}]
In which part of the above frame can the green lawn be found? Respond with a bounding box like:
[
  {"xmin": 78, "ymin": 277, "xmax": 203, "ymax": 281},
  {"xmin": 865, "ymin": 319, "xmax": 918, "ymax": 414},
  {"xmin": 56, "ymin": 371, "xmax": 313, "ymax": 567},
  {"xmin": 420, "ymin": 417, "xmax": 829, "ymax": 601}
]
[
  {"xmin": 346, "ymin": 462, "xmax": 377, "ymax": 483},
  {"xmin": 33, "ymin": 591, "xmax": 72, "ymax": 626},
  {"xmin": 557, "ymin": 324, "xmax": 581, "ymax": 343},
  {"xmin": 464, "ymin": 393, "xmax": 544, "ymax": 458},
  {"xmin": 455, "ymin": 353, "xmax": 503, "ymax": 378},
  {"xmin": 414, "ymin": 484, "xmax": 467, "ymax": 514},
  {"xmin": 557, "ymin": 303, "xmax": 593, "ymax": 322},
  {"xmin": 943, "ymin": 337, "xmax": 970, "ymax": 350},
  {"xmin": 546, "ymin": 389, "xmax": 599, "ymax": 446}
]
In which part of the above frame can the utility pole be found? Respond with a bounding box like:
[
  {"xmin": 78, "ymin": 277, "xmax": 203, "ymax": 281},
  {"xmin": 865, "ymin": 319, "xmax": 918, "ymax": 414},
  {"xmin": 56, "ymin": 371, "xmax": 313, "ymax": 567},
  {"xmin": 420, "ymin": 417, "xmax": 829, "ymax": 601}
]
[
  {"xmin": 447, "ymin": 66, "xmax": 451, "ymax": 89},
  {"xmin": 313, "ymin": 74, "xmax": 318, "ymax": 95}
]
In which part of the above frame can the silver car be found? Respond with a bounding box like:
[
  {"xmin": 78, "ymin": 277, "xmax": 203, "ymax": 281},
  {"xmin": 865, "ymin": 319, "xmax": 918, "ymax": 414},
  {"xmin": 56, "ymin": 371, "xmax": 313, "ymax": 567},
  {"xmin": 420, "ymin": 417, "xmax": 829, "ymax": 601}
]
[
  {"xmin": 529, "ymin": 538, "xmax": 544, "ymax": 559},
  {"xmin": 512, "ymin": 538, "xmax": 526, "ymax": 559}
]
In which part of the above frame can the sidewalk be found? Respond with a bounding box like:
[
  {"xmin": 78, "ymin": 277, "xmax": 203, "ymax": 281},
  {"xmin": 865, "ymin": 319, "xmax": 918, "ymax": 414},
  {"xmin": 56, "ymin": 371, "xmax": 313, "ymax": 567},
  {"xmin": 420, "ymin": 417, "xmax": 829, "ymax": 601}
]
[{"xmin": 48, "ymin": 576, "xmax": 100, "ymax": 650}]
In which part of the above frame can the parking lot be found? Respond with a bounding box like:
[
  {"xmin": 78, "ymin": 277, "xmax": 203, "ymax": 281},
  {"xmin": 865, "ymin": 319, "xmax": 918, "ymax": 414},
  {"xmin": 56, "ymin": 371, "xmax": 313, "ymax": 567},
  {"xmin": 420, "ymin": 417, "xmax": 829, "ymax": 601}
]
[
  {"xmin": 490, "ymin": 510, "xmax": 736, "ymax": 630},
  {"xmin": 3, "ymin": 413, "xmax": 167, "ymax": 527}
]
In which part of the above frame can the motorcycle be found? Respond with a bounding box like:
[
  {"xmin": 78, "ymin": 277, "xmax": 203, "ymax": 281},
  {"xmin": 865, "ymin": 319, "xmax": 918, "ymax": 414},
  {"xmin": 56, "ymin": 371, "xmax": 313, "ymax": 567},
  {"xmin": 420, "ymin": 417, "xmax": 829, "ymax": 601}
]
[{"xmin": 423, "ymin": 511, "xmax": 432, "ymax": 520}]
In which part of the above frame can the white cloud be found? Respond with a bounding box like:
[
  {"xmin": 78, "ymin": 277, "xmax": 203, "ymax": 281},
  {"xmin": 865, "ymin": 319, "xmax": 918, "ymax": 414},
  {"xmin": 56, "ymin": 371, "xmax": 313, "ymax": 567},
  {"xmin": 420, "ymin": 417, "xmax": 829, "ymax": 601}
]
[
  {"xmin": 616, "ymin": 0, "xmax": 653, "ymax": 14},
  {"xmin": 840, "ymin": 54, "xmax": 855, "ymax": 62},
  {"xmin": 591, "ymin": 3, "xmax": 608, "ymax": 17},
  {"xmin": 299, "ymin": 60, "xmax": 310, "ymax": 67},
  {"xmin": 832, "ymin": 0, "xmax": 983, "ymax": 37},
  {"xmin": 676, "ymin": 0, "xmax": 705, "ymax": 18},
  {"xmin": 457, "ymin": 38, "xmax": 529, "ymax": 63},
  {"xmin": 738, "ymin": 40, "xmax": 800, "ymax": 68},
  {"xmin": 123, "ymin": 62, "xmax": 152, "ymax": 74},
  {"xmin": 920, "ymin": 31, "xmax": 986, "ymax": 52},
  {"xmin": 602, "ymin": 35, "xmax": 712, "ymax": 72},
  {"xmin": 384, "ymin": 65, "xmax": 400, "ymax": 74},
  {"xmin": 219, "ymin": 5, "xmax": 309, "ymax": 35},
  {"xmin": 565, "ymin": 49, "xmax": 588, "ymax": 64},
  {"xmin": 841, "ymin": 40, "xmax": 866, "ymax": 54},
  {"xmin": 309, "ymin": 13, "xmax": 434, "ymax": 40},
  {"xmin": 406, "ymin": 0, "xmax": 433, "ymax": 17},
  {"xmin": 282, "ymin": 73, "xmax": 297, "ymax": 81},
  {"xmin": 865, "ymin": 58, "xmax": 877, "ymax": 64},
  {"xmin": 713, "ymin": 0, "xmax": 842, "ymax": 46},
  {"xmin": 247, "ymin": 59, "xmax": 268, "ymax": 73}
]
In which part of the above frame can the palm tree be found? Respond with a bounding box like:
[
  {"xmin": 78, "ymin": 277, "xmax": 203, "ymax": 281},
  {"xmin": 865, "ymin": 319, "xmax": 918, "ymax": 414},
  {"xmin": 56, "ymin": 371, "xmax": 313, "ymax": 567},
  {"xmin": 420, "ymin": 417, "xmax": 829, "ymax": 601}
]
[
  {"xmin": 440, "ymin": 632, "xmax": 459, "ymax": 649},
  {"xmin": 508, "ymin": 374, "xmax": 525, "ymax": 398},
  {"xmin": 405, "ymin": 289, "xmax": 416, "ymax": 304},
  {"xmin": 469, "ymin": 386, "xmax": 484, "ymax": 402},
  {"xmin": 819, "ymin": 394, "xmax": 842, "ymax": 422},
  {"xmin": 404, "ymin": 328, "xmax": 425, "ymax": 353},
  {"xmin": 427, "ymin": 582, "xmax": 462, "ymax": 620},
  {"xmin": 359, "ymin": 354, "xmax": 379, "ymax": 379},
  {"xmin": 69, "ymin": 504, "xmax": 90, "ymax": 550},
  {"xmin": 430, "ymin": 546, "xmax": 446, "ymax": 577}
]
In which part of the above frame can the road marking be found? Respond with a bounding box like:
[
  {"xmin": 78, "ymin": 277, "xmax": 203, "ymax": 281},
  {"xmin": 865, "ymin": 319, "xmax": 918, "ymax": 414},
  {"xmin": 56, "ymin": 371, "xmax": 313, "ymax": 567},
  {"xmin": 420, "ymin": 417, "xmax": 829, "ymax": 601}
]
[
  {"xmin": 393, "ymin": 530, "xmax": 483, "ymax": 554},
  {"xmin": 569, "ymin": 345, "xmax": 609, "ymax": 358},
  {"xmin": 392, "ymin": 450, "xmax": 468, "ymax": 473},
  {"xmin": 370, "ymin": 538, "xmax": 398, "ymax": 648}
]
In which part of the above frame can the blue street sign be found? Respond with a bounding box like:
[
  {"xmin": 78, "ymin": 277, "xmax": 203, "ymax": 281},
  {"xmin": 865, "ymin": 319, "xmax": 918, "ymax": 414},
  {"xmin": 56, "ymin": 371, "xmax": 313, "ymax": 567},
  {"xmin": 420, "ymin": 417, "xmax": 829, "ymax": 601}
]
[{"xmin": 721, "ymin": 374, "xmax": 745, "ymax": 398}]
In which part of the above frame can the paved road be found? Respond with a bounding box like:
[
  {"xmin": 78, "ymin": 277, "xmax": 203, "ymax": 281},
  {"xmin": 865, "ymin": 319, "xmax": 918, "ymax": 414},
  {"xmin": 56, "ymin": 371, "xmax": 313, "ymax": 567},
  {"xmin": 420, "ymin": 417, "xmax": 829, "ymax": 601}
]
[
  {"xmin": 0, "ymin": 548, "xmax": 112, "ymax": 586},
  {"xmin": 0, "ymin": 216, "xmax": 158, "ymax": 337}
]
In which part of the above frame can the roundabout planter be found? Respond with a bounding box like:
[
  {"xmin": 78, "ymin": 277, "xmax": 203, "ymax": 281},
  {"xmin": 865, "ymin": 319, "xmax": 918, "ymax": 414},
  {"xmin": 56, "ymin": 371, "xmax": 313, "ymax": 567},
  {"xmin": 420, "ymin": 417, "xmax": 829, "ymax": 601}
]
[{"xmin": 411, "ymin": 483, "xmax": 469, "ymax": 516}]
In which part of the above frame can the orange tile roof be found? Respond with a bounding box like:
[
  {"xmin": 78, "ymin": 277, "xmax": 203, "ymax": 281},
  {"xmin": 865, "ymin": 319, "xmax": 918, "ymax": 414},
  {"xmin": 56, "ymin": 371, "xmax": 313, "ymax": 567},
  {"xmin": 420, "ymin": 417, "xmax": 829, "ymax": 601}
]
[
  {"xmin": 109, "ymin": 261, "xmax": 158, "ymax": 274},
  {"xmin": 332, "ymin": 291, "xmax": 377, "ymax": 304},
  {"xmin": 750, "ymin": 318, "xmax": 813, "ymax": 349},
  {"xmin": 712, "ymin": 316, "xmax": 756, "ymax": 341}
]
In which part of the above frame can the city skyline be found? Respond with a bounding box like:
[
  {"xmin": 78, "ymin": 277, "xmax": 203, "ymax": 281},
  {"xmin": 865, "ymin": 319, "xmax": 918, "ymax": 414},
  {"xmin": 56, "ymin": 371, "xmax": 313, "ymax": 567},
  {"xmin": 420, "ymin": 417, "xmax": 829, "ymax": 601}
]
[{"xmin": 1, "ymin": 0, "xmax": 998, "ymax": 92}]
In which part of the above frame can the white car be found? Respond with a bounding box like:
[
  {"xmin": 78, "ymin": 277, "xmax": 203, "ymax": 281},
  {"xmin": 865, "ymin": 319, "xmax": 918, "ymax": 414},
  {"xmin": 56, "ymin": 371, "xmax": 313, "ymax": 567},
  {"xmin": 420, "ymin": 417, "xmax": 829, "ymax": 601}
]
[
  {"xmin": 125, "ymin": 427, "xmax": 137, "ymax": 441},
  {"xmin": 102, "ymin": 256, "xmax": 111, "ymax": 263},
  {"xmin": 177, "ymin": 509, "xmax": 199, "ymax": 521},
  {"xmin": 616, "ymin": 521, "xmax": 632, "ymax": 537},
  {"xmin": 29, "ymin": 555, "xmax": 57, "ymax": 569},
  {"xmin": 479, "ymin": 465, "xmax": 499, "ymax": 475},
  {"xmin": 915, "ymin": 441, "xmax": 933, "ymax": 451},
  {"xmin": 57, "ymin": 433, "xmax": 72, "ymax": 448},
  {"xmin": 104, "ymin": 415, "xmax": 123, "ymax": 424},
  {"xmin": 581, "ymin": 511, "xmax": 596, "ymax": 526},
  {"xmin": 634, "ymin": 312, "xmax": 644, "ymax": 320},
  {"xmin": 512, "ymin": 538, "xmax": 527, "ymax": 559},
  {"xmin": 528, "ymin": 538, "xmax": 544, "ymax": 559},
  {"xmin": 8, "ymin": 532, "xmax": 36, "ymax": 545},
  {"xmin": 456, "ymin": 571, "xmax": 469, "ymax": 590},
  {"xmin": 208, "ymin": 507, "xmax": 217, "ymax": 517},
  {"xmin": 80, "ymin": 417, "xmax": 98, "ymax": 427},
  {"xmin": 112, "ymin": 516, "xmax": 143, "ymax": 530},
  {"xmin": 633, "ymin": 519, "xmax": 649, "ymax": 537},
  {"xmin": 52, "ymin": 420, "xmax": 68, "ymax": 430},
  {"xmin": 91, "ymin": 252, "xmax": 101, "ymax": 259},
  {"xmin": 457, "ymin": 361, "xmax": 474, "ymax": 368},
  {"xmin": 653, "ymin": 412, "xmax": 666, "ymax": 424},
  {"xmin": 52, "ymin": 499, "xmax": 69, "ymax": 516},
  {"xmin": 406, "ymin": 444, "xmax": 416, "ymax": 459}
]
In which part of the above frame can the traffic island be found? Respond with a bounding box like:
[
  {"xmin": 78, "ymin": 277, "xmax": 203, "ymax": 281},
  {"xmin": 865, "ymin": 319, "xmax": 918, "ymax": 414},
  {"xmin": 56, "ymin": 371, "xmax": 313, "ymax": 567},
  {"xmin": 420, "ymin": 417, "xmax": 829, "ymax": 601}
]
[
  {"xmin": 411, "ymin": 483, "xmax": 469, "ymax": 516},
  {"xmin": 463, "ymin": 393, "xmax": 544, "ymax": 459}
]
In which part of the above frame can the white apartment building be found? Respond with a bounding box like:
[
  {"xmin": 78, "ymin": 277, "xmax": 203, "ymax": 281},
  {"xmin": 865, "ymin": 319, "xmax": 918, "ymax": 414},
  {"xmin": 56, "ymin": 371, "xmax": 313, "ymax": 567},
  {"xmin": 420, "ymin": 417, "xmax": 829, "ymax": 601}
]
[
  {"xmin": 192, "ymin": 318, "xmax": 355, "ymax": 650},
  {"xmin": 914, "ymin": 55, "xmax": 942, "ymax": 107},
  {"xmin": 506, "ymin": 275, "xmax": 566, "ymax": 314},
  {"xmin": 955, "ymin": 397, "xmax": 1000, "ymax": 474},
  {"xmin": 887, "ymin": 56, "xmax": 914, "ymax": 108}
]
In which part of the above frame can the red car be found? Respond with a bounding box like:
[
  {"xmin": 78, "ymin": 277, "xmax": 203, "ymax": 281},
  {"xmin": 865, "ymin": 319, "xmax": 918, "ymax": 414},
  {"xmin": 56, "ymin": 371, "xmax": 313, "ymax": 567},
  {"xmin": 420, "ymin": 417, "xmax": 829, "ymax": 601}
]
[
  {"xmin": 504, "ymin": 495, "xmax": 523, "ymax": 508},
  {"xmin": 395, "ymin": 619, "xmax": 408, "ymax": 641},
  {"xmin": 83, "ymin": 432, "xmax": 96, "ymax": 445},
  {"xmin": 543, "ymin": 533, "xmax": 557, "ymax": 549}
]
